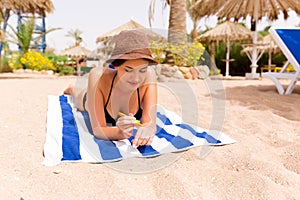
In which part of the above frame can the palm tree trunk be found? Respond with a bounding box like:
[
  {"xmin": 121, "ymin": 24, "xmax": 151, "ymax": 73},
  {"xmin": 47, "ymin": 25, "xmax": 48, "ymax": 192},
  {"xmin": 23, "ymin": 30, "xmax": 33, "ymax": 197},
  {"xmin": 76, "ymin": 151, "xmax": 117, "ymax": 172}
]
[{"xmin": 166, "ymin": 0, "xmax": 187, "ymax": 64}]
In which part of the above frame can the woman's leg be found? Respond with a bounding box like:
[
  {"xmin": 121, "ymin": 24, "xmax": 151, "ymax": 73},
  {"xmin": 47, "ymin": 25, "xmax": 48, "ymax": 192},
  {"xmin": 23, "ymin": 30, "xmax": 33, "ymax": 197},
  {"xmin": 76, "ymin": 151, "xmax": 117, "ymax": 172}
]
[
  {"xmin": 64, "ymin": 66, "xmax": 103, "ymax": 112},
  {"xmin": 85, "ymin": 66, "xmax": 103, "ymax": 111},
  {"xmin": 64, "ymin": 84, "xmax": 86, "ymax": 111}
]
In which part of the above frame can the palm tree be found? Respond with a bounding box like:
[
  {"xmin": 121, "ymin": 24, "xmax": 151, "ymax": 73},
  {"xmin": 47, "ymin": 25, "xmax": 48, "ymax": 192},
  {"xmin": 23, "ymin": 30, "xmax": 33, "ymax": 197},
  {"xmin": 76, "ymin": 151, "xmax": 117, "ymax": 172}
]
[
  {"xmin": 186, "ymin": 0, "xmax": 199, "ymax": 41},
  {"xmin": 6, "ymin": 18, "xmax": 60, "ymax": 54},
  {"xmin": 149, "ymin": 0, "xmax": 187, "ymax": 63},
  {"xmin": 16, "ymin": 18, "xmax": 35, "ymax": 54},
  {"xmin": 0, "ymin": 0, "xmax": 54, "ymax": 57},
  {"xmin": 149, "ymin": 0, "xmax": 187, "ymax": 44},
  {"xmin": 167, "ymin": 0, "xmax": 187, "ymax": 44},
  {"xmin": 65, "ymin": 29, "xmax": 83, "ymax": 47}
]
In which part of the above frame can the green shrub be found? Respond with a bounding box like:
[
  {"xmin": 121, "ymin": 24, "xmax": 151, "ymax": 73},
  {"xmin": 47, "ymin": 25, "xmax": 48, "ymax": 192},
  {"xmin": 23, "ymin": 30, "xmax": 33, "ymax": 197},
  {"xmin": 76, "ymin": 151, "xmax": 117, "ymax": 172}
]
[
  {"xmin": 0, "ymin": 56, "xmax": 13, "ymax": 73},
  {"xmin": 8, "ymin": 53, "xmax": 23, "ymax": 70},
  {"xmin": 59, "ymin": 66, "xmax": 74, "ymax": 76},
  {"xmin": 46, "ymin": 54, "xmax": 68, "ymax": 72}
]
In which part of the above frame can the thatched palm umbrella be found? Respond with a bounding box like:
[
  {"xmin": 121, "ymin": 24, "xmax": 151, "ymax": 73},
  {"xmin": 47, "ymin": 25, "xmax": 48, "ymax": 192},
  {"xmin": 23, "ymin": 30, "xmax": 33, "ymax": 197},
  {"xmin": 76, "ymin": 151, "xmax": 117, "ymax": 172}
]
[
  {"xmin": 190, "ymin": 0, "xmax": 300, "ymax": 78},
  {"xmin": 96, "ymin": 19, "xmax": 166, "ymax": 62},
  {"xmin": 0, "ymin": 0, "xmax": 54, "ymax": 16},
  {"xmin": 61, "ymin": 45, "xmax": 91, "ymax": 74},
  {"xmin": 262, "ymin": 34, "xmax": 280, "ymax": 66},
  {"xmin": 96, "ymin": 19, "xmax": 165, "ymax": 43},
  {"xmin": 96, "ymin": 20, "xmax": 144, "ymax": 43},
  {"xmin": 198, "ymin": 21, "xmax": 253, "ymax": 77},
  {"xmin": 241, "ymin": 34, "xmax": 280, "ymax": 68}
]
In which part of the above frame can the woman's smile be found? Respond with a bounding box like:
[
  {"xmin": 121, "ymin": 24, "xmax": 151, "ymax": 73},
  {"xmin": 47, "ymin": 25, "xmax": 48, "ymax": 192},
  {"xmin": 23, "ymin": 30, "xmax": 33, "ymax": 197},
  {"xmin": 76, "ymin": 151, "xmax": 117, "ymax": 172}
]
[{"xmin": 127, "ymin": 81, "xmax": 140, "ymax": 87}]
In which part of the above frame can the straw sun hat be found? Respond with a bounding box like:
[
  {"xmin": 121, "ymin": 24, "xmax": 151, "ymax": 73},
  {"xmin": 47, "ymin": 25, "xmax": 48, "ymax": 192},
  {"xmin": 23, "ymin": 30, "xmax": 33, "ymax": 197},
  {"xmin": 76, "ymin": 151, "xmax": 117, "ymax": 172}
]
[{"xmin": 106, "ymin": 30, "xmax": 157, "ymax": 64}]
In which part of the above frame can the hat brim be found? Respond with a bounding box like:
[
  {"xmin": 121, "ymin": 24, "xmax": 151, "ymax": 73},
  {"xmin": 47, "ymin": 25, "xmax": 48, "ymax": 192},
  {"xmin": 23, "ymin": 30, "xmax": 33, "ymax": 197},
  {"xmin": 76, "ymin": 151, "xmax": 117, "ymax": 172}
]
[{"xmin": 106, "ymin": 52, "xmax": 157, "ymax": 65}]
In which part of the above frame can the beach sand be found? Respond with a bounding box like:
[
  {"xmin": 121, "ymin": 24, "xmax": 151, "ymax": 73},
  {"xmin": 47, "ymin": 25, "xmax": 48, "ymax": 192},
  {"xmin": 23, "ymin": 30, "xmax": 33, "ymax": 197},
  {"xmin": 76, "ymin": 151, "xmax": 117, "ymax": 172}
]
[{"xmin": 0, "ymin": 73, "xmax": 299, "ymax": 199}]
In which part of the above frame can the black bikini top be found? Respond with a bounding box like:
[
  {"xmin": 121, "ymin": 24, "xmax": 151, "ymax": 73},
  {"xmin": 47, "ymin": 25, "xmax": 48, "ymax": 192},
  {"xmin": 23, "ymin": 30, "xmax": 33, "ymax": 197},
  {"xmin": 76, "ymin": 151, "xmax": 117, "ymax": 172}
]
[{"xmin": 104, "ymin": 73, "xmax": 143, "ymax": 126}]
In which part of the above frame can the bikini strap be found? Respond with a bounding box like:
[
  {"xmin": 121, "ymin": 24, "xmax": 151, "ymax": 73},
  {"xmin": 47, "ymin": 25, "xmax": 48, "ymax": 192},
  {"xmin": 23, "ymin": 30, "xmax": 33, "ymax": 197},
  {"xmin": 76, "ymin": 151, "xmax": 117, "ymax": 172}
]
[
  {"xmin": 104, "ymin": 72, "xmax": 118, "ymax": 108},
  {"xmin": 137, "ymin": 88, "xmax": 141, "ymax": 108}
]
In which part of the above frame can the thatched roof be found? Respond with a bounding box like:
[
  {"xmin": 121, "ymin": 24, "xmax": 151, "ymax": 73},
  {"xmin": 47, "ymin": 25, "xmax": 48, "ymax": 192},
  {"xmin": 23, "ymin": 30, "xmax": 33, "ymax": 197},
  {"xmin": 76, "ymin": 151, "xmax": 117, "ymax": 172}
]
[
  {"xmin": 96, "ymin": 19, "xmax": 165, "ymax": 43},
  {"xmin": 0, "ymin": 0, "xmax": 54, "ymax": 16},
  {"xmin": 241, "ymin": 34, "xmax": 280, "ymax": 54},
  {"xmin": 61, "ymin": 45, "xmax": 91, "ymax": 59},
  {"xmin": 261, "ymin": 34, "xmax": 280, "ymax": 53},
  {"xmin": 198, "ymin": 21, "xmax": 253, "ymax": 42},
  {"xmin": 190, "ymin": 0, "xmax": 300, "ymax": 21}
]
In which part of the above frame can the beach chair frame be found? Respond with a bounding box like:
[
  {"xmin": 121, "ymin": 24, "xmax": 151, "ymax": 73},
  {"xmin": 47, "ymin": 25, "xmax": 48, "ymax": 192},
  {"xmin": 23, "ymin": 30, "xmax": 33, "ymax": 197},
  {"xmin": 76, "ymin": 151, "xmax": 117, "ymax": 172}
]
[{"xmin": 262, "ymin": 27, "xmax": 300, "ymax": 94}]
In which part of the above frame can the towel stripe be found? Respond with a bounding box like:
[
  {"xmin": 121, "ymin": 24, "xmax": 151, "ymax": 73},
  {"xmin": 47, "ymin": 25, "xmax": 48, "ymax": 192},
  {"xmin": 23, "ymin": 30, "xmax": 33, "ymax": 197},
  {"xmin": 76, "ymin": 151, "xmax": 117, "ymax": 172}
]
[
  {"xmin": 73, "ymin": 110, "xmax": 103, "ymax": 162},
  {"xmin": 81, "ymin": 111, "xmax": 93, "ymax": 135},
  {"xmin": 126, "ymin": 129, "xmax": 160, "ymax": 157},
  {"xmin": 157, "ymin": 112, "xmax": 221, "ymax": 144},
  {"xmin": 137, "ymin": 145, "xmax": 159, "ymax": 156},
  {"xmin": 79, "ymin": 112, "xmax": 123, "ymax": 161},
  {"xmin": 93, "ymin": 139, "xmax": 122, "ymax": 161},
  {"xmin": 157, "ymin": 111, "xmax": 173, "ymax": 125},
  {"xmin": 60, "ymin": 96, "xmax": 82, "ymax": 161},
  {"xmin": 176, "ymin": 124, "xmax": 221, "ymax": 144},
  {"xmin": 156, "ymin": 126, "xmax": 193, "ymax": 149}
]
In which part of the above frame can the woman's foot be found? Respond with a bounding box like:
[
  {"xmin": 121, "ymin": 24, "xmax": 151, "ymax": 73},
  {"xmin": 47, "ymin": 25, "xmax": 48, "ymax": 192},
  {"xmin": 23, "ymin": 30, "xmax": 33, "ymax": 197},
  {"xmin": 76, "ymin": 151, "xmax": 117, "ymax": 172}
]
[{"xmin": 63, "ymin": 85, "xmax": 74, "ymax": 95}]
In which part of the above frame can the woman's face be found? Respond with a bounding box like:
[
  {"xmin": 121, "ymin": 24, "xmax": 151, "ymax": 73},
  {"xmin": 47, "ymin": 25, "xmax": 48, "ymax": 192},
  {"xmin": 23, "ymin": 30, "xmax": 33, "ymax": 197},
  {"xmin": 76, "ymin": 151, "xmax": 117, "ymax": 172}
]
[{"xmin": 117, "ymin": 59, "xmax": 149, "ymax": 90}]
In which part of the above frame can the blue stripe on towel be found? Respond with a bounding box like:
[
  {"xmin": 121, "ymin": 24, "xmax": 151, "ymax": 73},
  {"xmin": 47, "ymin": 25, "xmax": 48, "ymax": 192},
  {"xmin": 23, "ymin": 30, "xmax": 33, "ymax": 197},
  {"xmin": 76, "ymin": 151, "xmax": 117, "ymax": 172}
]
[
  {"xmin": 81, "ymin": 111, "xmax": 93, "ymax": 135},
  {"xmin": 127, "ymin": 130, "xmax": 159, "ymax": 156},
  {"xmin": 93, "ymin": 139, "xmax": 122, "ymax": 161},
  {"xmin": 59, "ymin": 96, "xmax": 82, "ymax": 161},
  {"xmin": 128, "ymin": 125, "xmax": 192, "ymax": 153},
  {"xmin": 78, "ymin": 107, "xmax": 122, "ymax": 161},
  {"xmin": 157, "ymin": 112, "xmax": 173, "ymax": 125},
  {"xmin": 175, "ymin": 124, "xmax": 221, "ymax": 144},
  {"xmin": 156, "ymin": 111, "xmax": 221, "ymax": 144},
  {"xmin": 156, "ymin": 125, "xmax": 193, "ymax": 149},
  {"xmin": 137, "ymin": 145, "xmax": 159, "ymax": 156}
]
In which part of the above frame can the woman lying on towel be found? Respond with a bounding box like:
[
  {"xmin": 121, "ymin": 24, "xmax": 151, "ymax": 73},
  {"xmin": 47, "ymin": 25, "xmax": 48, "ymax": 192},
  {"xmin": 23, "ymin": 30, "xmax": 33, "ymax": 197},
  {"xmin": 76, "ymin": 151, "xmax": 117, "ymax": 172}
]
[{"xmin": 64, "ymin": 30, "xmax": 157, "ymax": 147}]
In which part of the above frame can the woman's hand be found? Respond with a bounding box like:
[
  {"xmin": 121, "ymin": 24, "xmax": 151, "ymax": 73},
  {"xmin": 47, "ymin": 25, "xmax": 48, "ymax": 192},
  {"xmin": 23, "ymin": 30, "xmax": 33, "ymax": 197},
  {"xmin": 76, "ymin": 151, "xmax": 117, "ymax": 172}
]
[
  {"xmin": 116, "ymin": 113, "xmax": 136, "ymax": 138},
  {"xmin": 132, "ymin": 123, "xmax": 156, "ymax": 147}
]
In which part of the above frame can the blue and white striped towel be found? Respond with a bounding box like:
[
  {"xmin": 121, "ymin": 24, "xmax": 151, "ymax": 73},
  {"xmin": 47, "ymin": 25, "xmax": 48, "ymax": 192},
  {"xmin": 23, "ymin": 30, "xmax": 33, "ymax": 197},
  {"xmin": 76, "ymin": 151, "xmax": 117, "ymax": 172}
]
[{"xmin": 43, "ymin": 95, "xmax": 235, "ymax": 166}]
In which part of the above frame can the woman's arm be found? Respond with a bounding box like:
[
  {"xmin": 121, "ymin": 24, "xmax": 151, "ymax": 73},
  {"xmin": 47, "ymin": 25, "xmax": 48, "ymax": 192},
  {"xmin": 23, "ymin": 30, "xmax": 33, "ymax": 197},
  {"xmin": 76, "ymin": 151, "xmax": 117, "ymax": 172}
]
[
  {"xmin": 132, "ymin": 68, "xmax": 158, "ymax": 146},
  {"xmin": 141, "ymin": 67, "xmax": 157, "ymax": 124}
]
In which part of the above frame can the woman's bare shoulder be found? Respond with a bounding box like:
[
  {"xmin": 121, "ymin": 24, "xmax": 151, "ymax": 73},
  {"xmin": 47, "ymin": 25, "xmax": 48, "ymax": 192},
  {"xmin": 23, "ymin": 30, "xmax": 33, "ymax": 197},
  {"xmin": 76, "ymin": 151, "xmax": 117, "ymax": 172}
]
[
  {"xmin": 101, "ymin": 68, "xmax": 116, "ymax": 80},
  {"xmin": 97, "ymin": 68, "xmax": 117, "ymax": 89}
]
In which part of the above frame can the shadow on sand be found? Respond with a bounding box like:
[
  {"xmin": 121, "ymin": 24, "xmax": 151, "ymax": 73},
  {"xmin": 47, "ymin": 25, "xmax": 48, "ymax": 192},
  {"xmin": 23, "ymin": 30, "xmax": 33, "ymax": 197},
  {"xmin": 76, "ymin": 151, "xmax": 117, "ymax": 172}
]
[{"xmin": 224, "ymin": 84, "xmax": 300, "ymax": 121}]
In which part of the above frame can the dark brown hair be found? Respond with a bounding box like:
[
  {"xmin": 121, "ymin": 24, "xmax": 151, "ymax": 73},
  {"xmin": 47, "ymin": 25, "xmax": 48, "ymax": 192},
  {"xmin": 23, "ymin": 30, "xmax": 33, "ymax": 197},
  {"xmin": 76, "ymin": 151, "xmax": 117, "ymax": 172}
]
[
  {"xmin": 111, "ymin": 59, "xmax": 126, "ymax": 67},
  {"xmin": 111, "ymin": 58, "xmax": 152, "ymax": 67}
]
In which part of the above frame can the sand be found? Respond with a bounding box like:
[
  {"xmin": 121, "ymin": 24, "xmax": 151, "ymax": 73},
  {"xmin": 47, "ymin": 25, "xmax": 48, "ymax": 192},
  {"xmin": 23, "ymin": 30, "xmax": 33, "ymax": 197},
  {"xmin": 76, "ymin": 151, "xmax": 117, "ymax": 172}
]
[{"xmin": 0, "ymin": 73, "xmax": 299, "ymax": 199}]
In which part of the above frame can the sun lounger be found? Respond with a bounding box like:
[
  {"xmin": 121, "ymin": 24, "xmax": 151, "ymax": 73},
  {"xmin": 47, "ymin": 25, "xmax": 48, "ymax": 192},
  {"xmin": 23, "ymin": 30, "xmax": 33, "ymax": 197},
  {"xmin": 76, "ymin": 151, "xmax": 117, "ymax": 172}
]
[{"xmin": 262, "ymin": 28, "xmax": 300, "ymax": 94}]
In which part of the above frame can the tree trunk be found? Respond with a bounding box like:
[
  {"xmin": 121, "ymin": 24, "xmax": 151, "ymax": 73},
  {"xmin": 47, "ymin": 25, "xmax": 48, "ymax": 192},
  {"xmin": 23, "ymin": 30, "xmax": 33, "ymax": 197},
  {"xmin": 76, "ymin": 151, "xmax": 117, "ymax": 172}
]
[
  {"xmin": 210, "ymin": 41, "xmax": 218, "ymax": 75},
  {"xmin": 191, "ymin": 22, "xmax": 198, "ymax": 42},
  {"xmin": 166, "ymin": 0, "xmax": 187, "ymax": 64}
]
